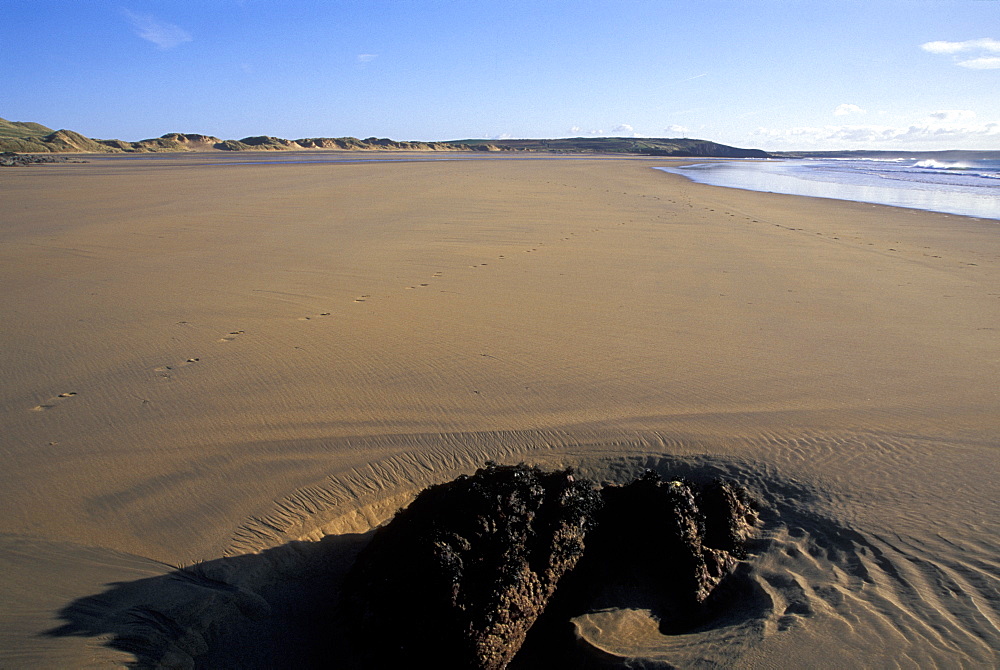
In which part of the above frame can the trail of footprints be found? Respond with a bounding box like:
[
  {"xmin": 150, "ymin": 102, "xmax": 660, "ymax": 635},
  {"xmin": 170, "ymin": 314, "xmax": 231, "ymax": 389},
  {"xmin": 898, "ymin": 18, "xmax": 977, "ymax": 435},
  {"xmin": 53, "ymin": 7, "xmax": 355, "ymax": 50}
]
[
  {"xmin": 334, "ymin": 179, "xmax": 678, "ymax": 307},
  {"xmin": 348, "ymin": 215, "xmax": 634, "ymax": 306},
  {"xmin": 33, "ymin": 185, "xmax": 951, "ymax": 411},
  {"xmin": 32, "ymin": 190, "xmax": 642, "ymax": 410},
  {"xmin": 152, "ymin": 329, "xmax": 248, "ymax": 382},
  {"xmin": 33, "ymin": 326, "xmax": 254, "ymax": 409},
  {"xmin": 34, "ymin": 185, "xmax": 977, "ymax": 410}
]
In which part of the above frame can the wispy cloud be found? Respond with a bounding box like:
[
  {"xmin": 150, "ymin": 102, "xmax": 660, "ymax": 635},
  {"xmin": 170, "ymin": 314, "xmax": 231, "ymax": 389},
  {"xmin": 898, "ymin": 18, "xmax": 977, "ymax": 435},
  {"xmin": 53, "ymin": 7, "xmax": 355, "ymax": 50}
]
[
  {"xmin": 921, "ymin": 38, "xmax": 1000, "ymax": 69},
  {"xmin": 124, "ymin": 10, "xmax": 192, "ymax": 50},
  {"xmin": 958, "ymin": 57, "xmax": 1000, "ymax": 70},
  {"xmin": 357, "ymin": 54, "xmax": 378, "ymax": 64},
  {"xmin": 570, "ymin": 126, "xmax": 613, "ymax": 136},
  {"xmin": 928, "ymin": 109, "xmax": 977, "ymax": 123},
  {"xmin": 680, "ymin": 73, "xmax": 708, "ymax": 83},
  {"xmin": 665, "ymin": 124, "xmax": 690, "ymax": 136},
  {"xmin": 752, "ymin": 109, "xmax": 999, "ymax": 149},
  {"xmin": 834, "ymin": 103, "xmax": 865, "ymax": 116}
]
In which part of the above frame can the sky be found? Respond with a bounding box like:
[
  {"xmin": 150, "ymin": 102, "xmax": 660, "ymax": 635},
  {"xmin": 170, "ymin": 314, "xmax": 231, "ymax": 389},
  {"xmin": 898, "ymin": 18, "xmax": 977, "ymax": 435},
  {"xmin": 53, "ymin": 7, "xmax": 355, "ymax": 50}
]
[{"xmin": 3, "ymin": 0, "xmax": 999, "ymax": 151}]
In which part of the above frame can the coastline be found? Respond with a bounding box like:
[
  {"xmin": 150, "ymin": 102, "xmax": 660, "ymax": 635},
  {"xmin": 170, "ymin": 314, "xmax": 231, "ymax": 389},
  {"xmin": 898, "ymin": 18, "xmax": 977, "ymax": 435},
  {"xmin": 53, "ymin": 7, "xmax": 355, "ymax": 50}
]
[
  {"xmin": 1, "ymin": 155, "xmax": 997, "ymax": 666},
  {"xmin": 657, "ymin": 159, "xmax": 1000, "ymax": 221}
]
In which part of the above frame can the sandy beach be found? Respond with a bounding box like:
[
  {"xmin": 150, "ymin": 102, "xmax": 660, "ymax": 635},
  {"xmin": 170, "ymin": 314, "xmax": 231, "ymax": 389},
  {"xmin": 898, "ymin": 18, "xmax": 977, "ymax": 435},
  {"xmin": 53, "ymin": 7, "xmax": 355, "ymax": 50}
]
[{"xmin": 1, "ymin": 154, "xmax": 997, "ymax": 667}]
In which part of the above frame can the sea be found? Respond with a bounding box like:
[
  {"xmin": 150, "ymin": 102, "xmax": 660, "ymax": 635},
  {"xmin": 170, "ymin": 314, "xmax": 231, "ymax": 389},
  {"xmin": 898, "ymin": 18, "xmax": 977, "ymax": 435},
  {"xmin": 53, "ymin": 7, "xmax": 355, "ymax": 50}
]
[{"xmin": 656, "ymin": 158, "xmax": 1000, "ymax": 221}]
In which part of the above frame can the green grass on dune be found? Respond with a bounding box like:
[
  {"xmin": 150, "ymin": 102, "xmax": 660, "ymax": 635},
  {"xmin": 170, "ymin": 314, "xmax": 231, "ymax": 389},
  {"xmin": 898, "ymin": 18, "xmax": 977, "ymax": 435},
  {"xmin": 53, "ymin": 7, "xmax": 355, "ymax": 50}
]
[{"xmin": 0, "ymin": 117, "xmax": 55, "ymax": 139}]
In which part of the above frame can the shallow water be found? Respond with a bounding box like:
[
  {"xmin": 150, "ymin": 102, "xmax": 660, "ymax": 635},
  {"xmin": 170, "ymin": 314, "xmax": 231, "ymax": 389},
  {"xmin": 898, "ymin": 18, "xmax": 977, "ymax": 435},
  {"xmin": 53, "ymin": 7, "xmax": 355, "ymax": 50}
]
[{"xmin": 658, "ymin": 159, "xmax": 1000, "ymax": 221}]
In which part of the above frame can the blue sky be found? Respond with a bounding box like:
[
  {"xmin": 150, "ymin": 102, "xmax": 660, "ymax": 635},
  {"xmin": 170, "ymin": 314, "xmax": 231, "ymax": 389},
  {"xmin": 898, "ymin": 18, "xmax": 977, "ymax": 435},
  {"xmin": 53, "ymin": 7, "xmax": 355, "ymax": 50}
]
[{"xmin": 3, "ymin": 0, "xmax": 998, "ymax": 150}]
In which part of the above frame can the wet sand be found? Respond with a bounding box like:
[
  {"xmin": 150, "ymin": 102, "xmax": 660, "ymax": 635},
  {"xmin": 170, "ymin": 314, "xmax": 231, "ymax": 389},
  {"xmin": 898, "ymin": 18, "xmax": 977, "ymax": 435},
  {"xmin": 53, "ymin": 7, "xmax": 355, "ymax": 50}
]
[{"xmin": 1, "ymin": 153, "xmax": 997, "ymax": 667}]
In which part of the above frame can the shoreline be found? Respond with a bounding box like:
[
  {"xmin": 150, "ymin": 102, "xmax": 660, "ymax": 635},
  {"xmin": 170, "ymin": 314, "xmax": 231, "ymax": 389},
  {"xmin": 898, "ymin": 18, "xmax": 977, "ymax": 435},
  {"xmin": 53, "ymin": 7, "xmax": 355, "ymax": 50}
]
[
  {"xmin": 1, "ymin": 156, "xmax": 997, "ymax": 666},
  {"xmin": 15, "ymin": 148, "xmax": 1000, "ymax": 224},
  {"xmin": 657, "ymin": 160, "xmax": 1000, "ymax": 222}
]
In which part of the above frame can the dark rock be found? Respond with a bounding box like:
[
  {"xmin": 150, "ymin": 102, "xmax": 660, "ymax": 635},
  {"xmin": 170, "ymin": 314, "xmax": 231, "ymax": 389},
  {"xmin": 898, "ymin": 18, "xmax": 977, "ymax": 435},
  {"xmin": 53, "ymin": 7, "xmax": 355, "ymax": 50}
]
[
  {"xmin": 696, "ymin": 478, "xmax": 759, "ymax": 558},
  {"xmin": 346, "ymin": 463, "xmax": 602, "ymax": 669},
  {"xmin": 346, "ymin": 465, "xmax": 757, "ymax": 668},
  {"xmin": 567, "ymin": 471, "xmax": 759, "ymax": 634},
  {"xmin": 0, "ymin": 151, "xmax": 84, "ymax": 166}
]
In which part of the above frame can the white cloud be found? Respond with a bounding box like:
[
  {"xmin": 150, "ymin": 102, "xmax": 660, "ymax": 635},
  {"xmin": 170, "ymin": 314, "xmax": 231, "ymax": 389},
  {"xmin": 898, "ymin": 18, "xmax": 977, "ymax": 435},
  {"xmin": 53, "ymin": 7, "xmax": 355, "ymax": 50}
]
[
  {"xmin": 571, "ymin": 126, "xmax": 637, "ymax": 136},
  {"xmin": 665, "ymin": 124, "xmax": 690, "ymax": 136},
  {"xmin": 921, "ymin": 38, "xmax": 1000, "ymax": 69},
  {"xmin": 959, "ymin": 57, "xmax": 1000, "ymax": 70},
  {"xmin": 834, "ymin": 103, "xmax": 865, "ymax": 116},
  {"xmin": 357, "ymin": 54, "xmax": 378, "ymax": 64},
  {"xmin": 124, "ymin": 10, "xmax": 192, "ymax": 49},
  {"xmin": 921, "ymin": 38, "xmax": 1000, "ymax": 54},
  {"xmin": 566, "ymin": 125, "xmax": 643, "ymax": 137}
]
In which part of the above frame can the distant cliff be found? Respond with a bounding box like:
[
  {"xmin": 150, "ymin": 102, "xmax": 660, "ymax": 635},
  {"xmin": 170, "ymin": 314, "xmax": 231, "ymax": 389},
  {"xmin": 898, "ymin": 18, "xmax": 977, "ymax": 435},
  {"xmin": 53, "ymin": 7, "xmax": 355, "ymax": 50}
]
[
  {"xmin": 0, "ymin": 118, "xmax": 768, "ymax": 157},
  {"xmin": 447, "ymin": 136, "xmax": 770, "ymax": 158}
]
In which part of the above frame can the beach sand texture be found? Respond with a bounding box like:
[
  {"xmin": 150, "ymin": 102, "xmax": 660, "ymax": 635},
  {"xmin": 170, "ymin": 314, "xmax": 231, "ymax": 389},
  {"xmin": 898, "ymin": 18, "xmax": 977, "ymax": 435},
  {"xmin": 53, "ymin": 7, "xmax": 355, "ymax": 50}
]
[{"xmin": 1, "ymin": 155, "xmax": 997, "ymax": 667}]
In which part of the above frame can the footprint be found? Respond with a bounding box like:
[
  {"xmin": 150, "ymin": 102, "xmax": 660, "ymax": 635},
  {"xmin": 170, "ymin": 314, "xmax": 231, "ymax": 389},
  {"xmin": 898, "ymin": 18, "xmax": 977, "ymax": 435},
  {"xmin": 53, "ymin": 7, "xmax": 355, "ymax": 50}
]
[
  {"xmin": 299, "ymin": 311, "xmax": 333, "ymax": 320},
  {"xmin": 218, "ymin": 330, "xmax": 244, "ymax": 342},
  {"xmin": 154, "ymin": 357, "xmax": 200, "ymax": 372},
  {"xmin": 31, "ymin": 392, "xmax": 77, "ymax": 411}
]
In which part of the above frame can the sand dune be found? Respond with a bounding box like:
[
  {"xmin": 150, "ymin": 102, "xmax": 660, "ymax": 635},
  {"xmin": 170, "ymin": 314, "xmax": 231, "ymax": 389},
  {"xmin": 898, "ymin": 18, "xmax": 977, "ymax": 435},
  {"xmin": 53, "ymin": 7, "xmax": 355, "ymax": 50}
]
[{"xmin": 1, "ymin": 154, "xmax": 997, "ymax": 667}]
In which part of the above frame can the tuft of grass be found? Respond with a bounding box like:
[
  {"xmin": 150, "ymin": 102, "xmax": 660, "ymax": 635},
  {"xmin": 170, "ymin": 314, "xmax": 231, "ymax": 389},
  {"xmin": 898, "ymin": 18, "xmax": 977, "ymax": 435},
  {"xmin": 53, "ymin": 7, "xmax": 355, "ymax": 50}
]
[{"xmin": 0, "ymin": 117, "xmax": 55, "ymax": 139}]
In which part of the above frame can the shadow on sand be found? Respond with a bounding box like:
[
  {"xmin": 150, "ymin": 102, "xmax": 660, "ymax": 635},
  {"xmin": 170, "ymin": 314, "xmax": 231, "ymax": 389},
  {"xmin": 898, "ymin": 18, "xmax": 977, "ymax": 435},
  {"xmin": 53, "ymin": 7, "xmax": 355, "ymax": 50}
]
[
  {"xmin": 45, "ymin": 531, "xmax": 374, "ymax": 668},
  {"xmin": 45, "ymin": 457, "xmax": 785, "ymax": 668}
]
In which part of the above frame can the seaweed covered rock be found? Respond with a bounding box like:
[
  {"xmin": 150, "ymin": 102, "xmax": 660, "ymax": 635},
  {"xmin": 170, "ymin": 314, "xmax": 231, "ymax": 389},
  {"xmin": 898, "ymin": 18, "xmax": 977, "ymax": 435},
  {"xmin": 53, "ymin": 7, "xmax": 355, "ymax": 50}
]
[
  {"xmin": 696, "ymin": 478, "xmax": 759, "ymax": 558},
  {"xmin": 347, "ymin": 465, "xmax": 758, "ymax": 667},
  {"xmin": 569, "ymin": 471, "xmax": 759, "ymax": 632},
  {"xmin": 346, "ymin": 462, "xmax": 603, "ymax": 669}
]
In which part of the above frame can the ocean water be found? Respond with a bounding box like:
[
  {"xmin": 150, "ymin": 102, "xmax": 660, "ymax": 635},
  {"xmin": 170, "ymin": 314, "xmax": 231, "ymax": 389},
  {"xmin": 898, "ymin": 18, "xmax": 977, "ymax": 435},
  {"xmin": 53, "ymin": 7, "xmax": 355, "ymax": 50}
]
[{"xmin": 657, "ymin": 158, "xmax": 1000, "ymax": 221}]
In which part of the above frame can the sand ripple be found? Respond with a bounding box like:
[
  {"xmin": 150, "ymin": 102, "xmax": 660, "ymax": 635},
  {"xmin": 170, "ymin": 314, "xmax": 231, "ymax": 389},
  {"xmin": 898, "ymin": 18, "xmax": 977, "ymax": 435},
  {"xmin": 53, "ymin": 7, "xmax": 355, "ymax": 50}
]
[{"xmin": 16, "ymin": 431, "xmax": 995, "ymax": 668}]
